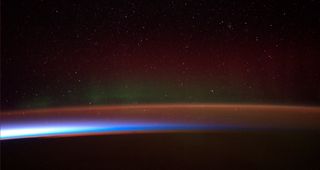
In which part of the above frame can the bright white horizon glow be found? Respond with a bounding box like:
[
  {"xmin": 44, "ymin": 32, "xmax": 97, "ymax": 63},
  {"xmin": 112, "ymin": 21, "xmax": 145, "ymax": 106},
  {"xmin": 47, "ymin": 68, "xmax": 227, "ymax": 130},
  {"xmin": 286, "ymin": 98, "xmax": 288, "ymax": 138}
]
[
  {"xmin": 1, "ymin": 126, "xmax": 92, "ymax": 139},
  {"xmin": 0, "ymin": 121, "xmax": 217, "ymax": 140}
]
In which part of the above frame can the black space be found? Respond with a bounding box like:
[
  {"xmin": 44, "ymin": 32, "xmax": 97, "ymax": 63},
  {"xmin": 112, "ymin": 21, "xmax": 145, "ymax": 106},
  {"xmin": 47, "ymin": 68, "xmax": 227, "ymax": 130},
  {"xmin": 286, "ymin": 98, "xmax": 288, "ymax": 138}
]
[{"xmin": 2, "ymin": 0, "xmax": 320, "ymax": 110}]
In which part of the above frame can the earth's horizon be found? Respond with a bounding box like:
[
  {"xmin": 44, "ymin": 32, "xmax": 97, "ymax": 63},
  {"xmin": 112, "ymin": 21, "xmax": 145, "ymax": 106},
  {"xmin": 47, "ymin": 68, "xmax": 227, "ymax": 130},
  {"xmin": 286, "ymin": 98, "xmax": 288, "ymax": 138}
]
[{"xmin": 2, "ymin": 103, "xmax": 320, "ymax": 140}]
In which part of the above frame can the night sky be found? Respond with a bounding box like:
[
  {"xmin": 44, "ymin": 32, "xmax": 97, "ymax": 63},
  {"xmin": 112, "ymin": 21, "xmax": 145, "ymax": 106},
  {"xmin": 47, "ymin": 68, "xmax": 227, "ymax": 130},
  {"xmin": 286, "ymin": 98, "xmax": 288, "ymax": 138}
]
[{"xmin": 2, "ymin": 0, "xmax": 320, "ymax": 110}]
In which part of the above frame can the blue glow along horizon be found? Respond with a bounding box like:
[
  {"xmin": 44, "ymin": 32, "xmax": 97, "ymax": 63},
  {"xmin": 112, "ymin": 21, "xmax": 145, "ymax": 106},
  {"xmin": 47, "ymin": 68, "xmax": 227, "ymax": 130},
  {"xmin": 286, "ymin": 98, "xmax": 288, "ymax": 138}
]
[
  {"xmin": 3, "ymin": 104, "xmax": 319, "ymax": 140},
  {"xmin": 0, "ymin": 121, "xmax": 224, "ymax": 140}
]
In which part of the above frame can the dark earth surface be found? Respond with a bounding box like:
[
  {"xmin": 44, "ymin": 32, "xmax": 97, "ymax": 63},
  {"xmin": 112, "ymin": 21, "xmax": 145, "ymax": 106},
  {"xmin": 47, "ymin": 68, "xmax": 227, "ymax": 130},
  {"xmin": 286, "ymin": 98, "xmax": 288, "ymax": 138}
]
[{"xmin": 2, "ymin": 131, "xmax": 320, "ymax": 170}]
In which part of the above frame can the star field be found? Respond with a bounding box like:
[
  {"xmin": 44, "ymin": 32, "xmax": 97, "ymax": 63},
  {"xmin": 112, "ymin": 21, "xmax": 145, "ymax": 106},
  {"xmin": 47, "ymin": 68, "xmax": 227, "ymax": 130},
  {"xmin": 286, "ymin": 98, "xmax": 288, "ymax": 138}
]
[{"xmin": 2, "ymin": 0, "xmax": 320, "ymax": 110}]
